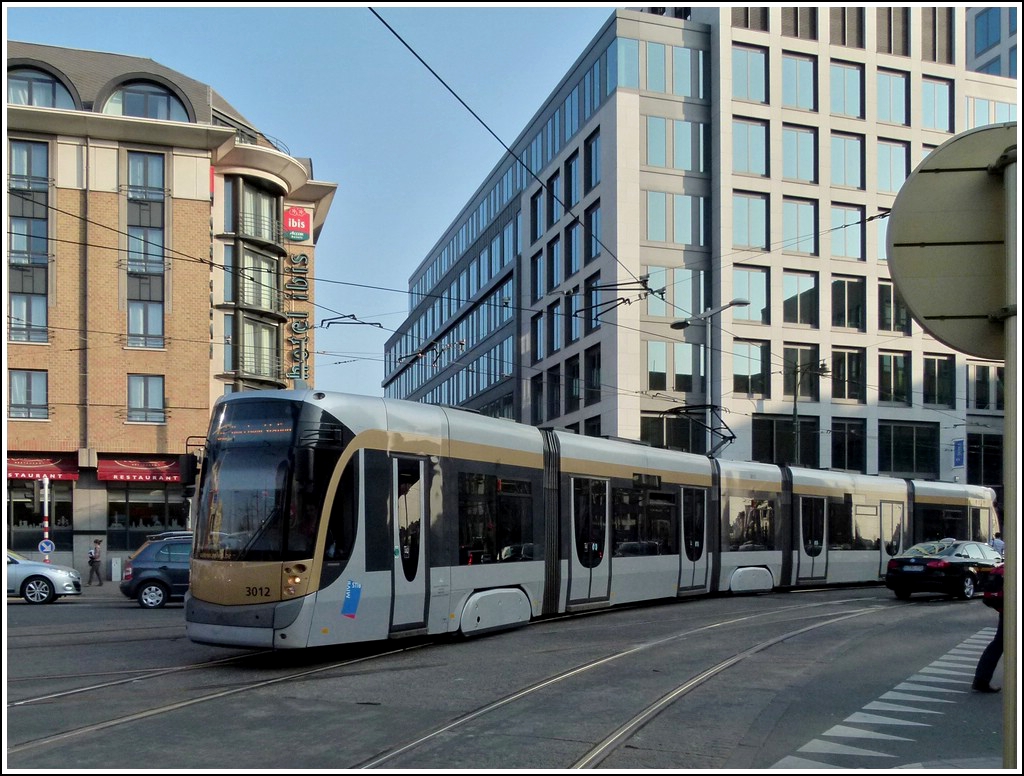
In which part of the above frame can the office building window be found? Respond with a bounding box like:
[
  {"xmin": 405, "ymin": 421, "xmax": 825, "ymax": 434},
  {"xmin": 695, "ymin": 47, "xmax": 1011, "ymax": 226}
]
[
  {"xmin": 921, "ymin": 78, "xmax": 952, "ymax": 132},
  {"xmin": 830, "ymin": 61, "xmax": 863, "ymax": 118},
  {"xmin": 975, "ymin": 8, "xmax": 1001, "ymax": 55},
  {"xmin": 876, "ymin": 211, "xmax": 890, "ymax": 261},
  {"xmin": 831, "ymin": 133, "xmax": 863, "ymax": 189},
  {"xmin": 971, "ymin": 364, "xmax": 996, "ymax": 410},
  {"xmin": 584, "ymin": 202, "xmax": 601, "ymax": 262},
  {"xmin": 877, "ymin": 140, "xmax": 908, "ymax": 194},
  {"xmin": 734, "ymin": 119, "xmax": 768, "ymax": 176},
  {"xmin": 674, "ymin": 342, "xmax": 701, "ymax": 393},
  {"xmin": 647, "ymin": 341, "xmax": 667, "ymax": 391},
  {"xmin": 968, "ymin": 433, "xmax": 1003, "ymax": 489},
  {"xmin": 784, "ymin": 344, "xmax": 822, "ymax": 400},
  {"xmin": 530, "ymin": 190, "xmax": 543, "ymax": 243},
  {"xmin": 547, "ymin": 301, "xmax": 562, "ymax": 355},
  {"xmin": 584, "ymin": 345, "xmax": 601, "ymax": 406},
  {"xmin": 531, "ymin": 252, "xmax": 544, "ymax": 302},
  {"xmin": 782, "ymin": 54, "xmax": 816, "ymax": 110},
  {"xmin": 783, "ymin": 198, "xmax": 817, "ymax": 255},
  {"xmin": 673, "ymin": 45, "xmax": 708, "ymax": 99},
  {"xmin": 832, "ymin": 419, "xmax": 866, "ymax": 472},
  {"xmin": 831, "ymin": 348, "xmax": 866, "ymax": 402},
  {"xmin": 879, "ymin": 281, "xmax": 911, "ymax": 335},
  {"xmin": 547, "ymin": 171, "xmax": 562, "ymax": 227},
  {"xmin": 734, "ymin": 266, "xmax": 769, "ymax": 324},
  {"xmin": 127, "ymin": 374, "xmax": 165, "ymax": 423},
  {"xmin": 566, "ymin": 221, "xmax": 581, "ymax": 278},
  {"xmin": 831, "ymin": 205, "xmax": 864, "ymax": 260},
  {"xmin": 782, "ymin": 125, "xmax": 816, "ymax": 182},
  {"xmin": 531, "ymin": 313, "xmax": 545, "ymax": 363},
  {"xmin": 877, "ymin": 70, "xmax": 908, "ymax": 125},
  {"xmin": 584, "ymin": 130, "xmax": 601, "ymax": 192},
  {"xmin": 752, "ymin": 414, "xmax": 819, "ymax": 468},
  {"xmin": 733, "ymin": 46, "xmax": 767, "ymax": 103},
  {"xmin": 879, "ymin": 421, "xmax": 939, "ymax": 478},
  {"xmin": 673, "ymin": 119, "xmax": 706, "ymax": 173},
  {"xmin": 647, "ymin": 116, "xmax": 667, "ymax": 167},
  {"xmin": 565, "ymin": 355, "xmax": 581, "ymax": 413},
  {"xmin": 584, "ymin": 272, "xmax": 602, "ymax": 333},
  {"xmin": 783, "ymin": 271, "xmax": 818, "ymax": 327},
  {"xmin": 647, "ymin": 41, "xmax": 666, "ymax": 92},
  {"xmin": 530, "ymin": 373, "xmax": 544, "ymax": 425},
  {"xmin": 782, "ymin": 8, "xmax": 818, "ymax": 40},
  {"xmin": 565, "ymin": 286, "xmax": 582, "ymax": 344},
  {"xmin": 564, "ymin": 152, "xmax": 579, "ymax": 208},
  {"xmin": 830, "ymin": 7, "xmax": 864, "ymax": 48},
  {"xmin": 547, "ymin": 237, "xmax": 562, "ymax": 291},
  {"xmin": 879, "ymin": 352, "xmax": 911, "ymax": 405},
  {"xmin": 9, "ymin": 369, "xmax": 48, "ymax": 419},
  {"xmin": 547, "ymin": 366, "xmax": 561, "ymax": 421},
  {"xmin": 646, "ymin": 267, "xmax": 667, "ymax": 317},
  {"xmin": 647, "ymin": 191, "xmax": 667, "ymax": 242},
  {"xmin": 877, "ymin": 8, "xmax": 910, "ymax": 56},
  {"xmin": 734, "ymin": 340, "xmax": 770, "ymax": 397},
  {"xmin": 923, "ymin": 354, "xmax": 955, "ymax": 407},
  {"xmin": 733, "ymin": 192, "xmax": 768, "ymax": 250},
  {"xmin": 832, "ymin": 275, "xmax": 865, "ymax": 331}
]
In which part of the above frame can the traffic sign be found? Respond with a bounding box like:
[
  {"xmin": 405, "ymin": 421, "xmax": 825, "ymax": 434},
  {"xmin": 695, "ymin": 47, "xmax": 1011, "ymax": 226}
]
[
  {"xmin": 38, "ymin": 539, "xmax": 55, "ymax": 554},
  {"xmin": 886, "ymin": 123, "xmax": 1015, "ymax": 360}
]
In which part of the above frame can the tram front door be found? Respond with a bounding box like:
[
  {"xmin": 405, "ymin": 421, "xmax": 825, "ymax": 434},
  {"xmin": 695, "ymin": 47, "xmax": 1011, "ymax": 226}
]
[{"xmin": 390, "ymin": 457, "xmax": 428, "ymax": 631}]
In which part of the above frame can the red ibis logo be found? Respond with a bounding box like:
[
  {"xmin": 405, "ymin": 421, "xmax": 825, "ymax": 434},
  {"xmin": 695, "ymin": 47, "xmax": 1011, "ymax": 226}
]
[{"xmin": 284, "ymin": 206, "xmax": 310, "ymax": 242}]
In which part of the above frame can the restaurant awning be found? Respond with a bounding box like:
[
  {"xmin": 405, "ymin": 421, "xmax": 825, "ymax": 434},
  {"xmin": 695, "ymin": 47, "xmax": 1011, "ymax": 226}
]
[
  {"xmin": 7, "ymin": 454, "xmax": 80, "ymax": 480},
  {"xmin": 97, "ymin": 456, "xmax": 182, "ymax": 482}
]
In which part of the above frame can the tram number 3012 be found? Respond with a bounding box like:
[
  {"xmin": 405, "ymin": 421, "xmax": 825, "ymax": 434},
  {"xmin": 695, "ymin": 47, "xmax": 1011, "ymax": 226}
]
[{"xmin": 246, "ymin": 586, "xmax": 273, "ymax": 598}]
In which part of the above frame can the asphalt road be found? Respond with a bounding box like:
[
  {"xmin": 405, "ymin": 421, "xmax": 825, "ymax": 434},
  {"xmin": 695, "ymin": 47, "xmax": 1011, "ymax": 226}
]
[{"xmin": 5, "ymin": 583, "xmax": 1012, "ymax": 771}]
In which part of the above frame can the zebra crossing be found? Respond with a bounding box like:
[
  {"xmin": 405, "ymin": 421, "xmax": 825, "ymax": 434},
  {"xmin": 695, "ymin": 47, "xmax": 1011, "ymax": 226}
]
[{"xmin": 771, "ymin": 627, "xmax": 1000, "ymax": 769}]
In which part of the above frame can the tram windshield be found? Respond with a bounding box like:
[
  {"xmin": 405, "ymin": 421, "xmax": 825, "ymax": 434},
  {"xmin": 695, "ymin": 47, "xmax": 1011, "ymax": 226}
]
[{"xmin": 193, "ymin": 399, "xmax": 334, "ymax": 562}]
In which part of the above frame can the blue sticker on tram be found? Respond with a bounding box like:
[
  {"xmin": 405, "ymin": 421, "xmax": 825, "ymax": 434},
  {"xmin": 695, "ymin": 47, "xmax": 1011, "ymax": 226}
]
[{"xmin": 341, "ymin": 580, "xmax": 362, "ymax": 618}]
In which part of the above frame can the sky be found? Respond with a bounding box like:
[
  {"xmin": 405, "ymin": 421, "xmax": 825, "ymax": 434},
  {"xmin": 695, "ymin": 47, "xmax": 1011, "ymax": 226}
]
[{"xmin": 4, "ymin": 2, "xmax": 620, "ymax": 397}]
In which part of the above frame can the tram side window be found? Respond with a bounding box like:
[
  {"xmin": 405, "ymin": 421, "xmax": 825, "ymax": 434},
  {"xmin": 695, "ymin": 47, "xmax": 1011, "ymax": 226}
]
[
  {"xmin": 612, "ymin": 489, "xmax": 679, "ymax": 556},
  {"xmin": 827, "ymin": 500, "xmax": 853, "ymax": 550},
  {"xmin": 681, "ymin": 487, "xmax": 706, "ymax": 562},
  {"xmin": 920, "ymin": 507, "xmax": 964, "ymax": 541},
  {"xmin": 325, "ymin": 458, "xmax": 357, "ymax": 561},
  {"xmin": 457, "ymin": 473, "xmax": 535, "ymax": 565},
  {"xmin": 853, "ymin": 505, "xmax": 881, "ymax": 550},
  {"xmin": 726, "ymin": 495, "xmax": 777, "ymax": 551}
]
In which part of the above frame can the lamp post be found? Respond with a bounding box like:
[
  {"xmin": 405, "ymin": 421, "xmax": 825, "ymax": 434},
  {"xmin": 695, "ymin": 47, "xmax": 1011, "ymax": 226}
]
[
  {"xmin": 791, "ymin": 360, "xmax": 830, "ymax": 467},
  {"xmin": 671, "ymin": 298, "xmax": 750, "ymax": 455}
]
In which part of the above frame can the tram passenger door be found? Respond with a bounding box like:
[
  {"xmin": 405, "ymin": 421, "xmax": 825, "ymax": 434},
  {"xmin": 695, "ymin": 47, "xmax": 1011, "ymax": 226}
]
[
  {"xmin": 679, "ymin": 487, "xmax": 709, "ymax": 590},
  {"xmin": 796, "ymin": 496, "xmax": 827, "ymax": 582},
  {"xmin": 568, "ymin": 477, "xmax": 610, "ymax": 605},
  {"xmin": 390, "ymin": 457, "xmax": 428, "ymax": 631},
  {"xmin": 880, "ymin": 501, "xmax": 905, "ymax": 577}
]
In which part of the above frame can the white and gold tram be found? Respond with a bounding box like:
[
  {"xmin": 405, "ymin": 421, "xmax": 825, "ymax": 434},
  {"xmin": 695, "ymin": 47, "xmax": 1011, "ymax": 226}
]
[{"xmin": 184, "ymin": 390, "xmax": 999, "ymax": 650}]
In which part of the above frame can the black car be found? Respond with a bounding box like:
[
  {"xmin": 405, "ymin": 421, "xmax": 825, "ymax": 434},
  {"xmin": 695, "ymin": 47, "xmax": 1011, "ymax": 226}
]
[
  {"xmin": 885, "ymin": 539, "xmax": 1003, "ymax": 601},
  {"xmin": 119, "ymin": 532, "xmax": 192, "ymax": 608}
]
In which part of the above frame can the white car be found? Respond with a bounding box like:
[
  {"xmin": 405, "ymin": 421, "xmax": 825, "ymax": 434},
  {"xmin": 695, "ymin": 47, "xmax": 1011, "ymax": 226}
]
[{"xmin": 6, "ymin": 550, "xmax": 83, "ymax": 604}]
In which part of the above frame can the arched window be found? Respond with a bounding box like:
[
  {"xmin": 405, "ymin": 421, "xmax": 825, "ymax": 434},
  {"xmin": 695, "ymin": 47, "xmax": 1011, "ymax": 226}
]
[
  {"xmin": 7, "ymin": 67, "xmax": 75, "ymax": 108},
  {"xmin": 102, "ymin": 81, "xmax": 188, "ymax": 122}
]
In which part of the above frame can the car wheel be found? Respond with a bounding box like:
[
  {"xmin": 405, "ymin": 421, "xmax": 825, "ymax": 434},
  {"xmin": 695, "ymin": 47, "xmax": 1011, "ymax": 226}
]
[
  {"xmin": 138, "ymin": 582, "xmax": 169, "ymax": 609},
  {"xmin": 22, "ymin": 576, "xmax": 57, "ymax": 604},
  {"xmin": 894, "ymin": 587, "xmax": 912, "ymax": 601},
  {"xmin": 958, "ymin": 574, "xmax": 976, "ymax": 600}
]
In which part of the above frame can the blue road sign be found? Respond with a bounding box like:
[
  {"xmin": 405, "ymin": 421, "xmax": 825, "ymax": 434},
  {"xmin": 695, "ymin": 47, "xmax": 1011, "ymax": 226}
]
[{"xmin": 38, "ymin": 539, "xmax": 55, "ymax": 554}]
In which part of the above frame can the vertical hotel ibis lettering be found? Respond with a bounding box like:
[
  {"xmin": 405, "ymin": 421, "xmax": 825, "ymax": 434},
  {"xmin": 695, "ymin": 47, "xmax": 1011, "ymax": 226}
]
[{"xmin": 286, "ymin": 252, "xmax": 310, "ymax": 381}]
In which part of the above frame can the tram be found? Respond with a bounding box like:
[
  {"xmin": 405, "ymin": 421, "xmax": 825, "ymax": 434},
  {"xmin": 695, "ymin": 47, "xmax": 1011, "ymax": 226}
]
[{"xmin": 184, "ymin": 389, "xmax": 998, "ymax": 650}]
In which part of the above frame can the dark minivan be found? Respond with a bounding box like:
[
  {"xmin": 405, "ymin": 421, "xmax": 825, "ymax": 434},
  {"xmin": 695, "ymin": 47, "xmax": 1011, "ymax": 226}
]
[{"xmin": 120, "ymin": 531, "xmax": 192, "ymax": 608}]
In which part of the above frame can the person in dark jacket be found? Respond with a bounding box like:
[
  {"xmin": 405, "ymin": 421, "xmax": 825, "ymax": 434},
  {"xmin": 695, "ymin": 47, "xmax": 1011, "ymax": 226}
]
[{"xmin": 973, "ymin": 564, "xmax": 1003, "ymax": 693}]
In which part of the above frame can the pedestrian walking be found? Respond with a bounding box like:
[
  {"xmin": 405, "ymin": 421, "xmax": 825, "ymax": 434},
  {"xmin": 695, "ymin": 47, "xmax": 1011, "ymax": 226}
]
[
  {"xmin": 87, "ymin": 538, "xmax": 104, "ymax": 586},
  {"xmin": 973, "ymin": 563, "xmax": 1003, "ymax": 692},
  {"xmin": 990, "ymin": 532, "xmax": 1005, "ymax": 555}
]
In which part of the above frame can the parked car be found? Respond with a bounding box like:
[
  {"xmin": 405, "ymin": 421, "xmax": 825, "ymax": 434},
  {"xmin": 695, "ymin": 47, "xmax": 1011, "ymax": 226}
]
[
  {"xmin": 885, "ymin": 539, "xmax": 1003, "ymax": 601},
  {"xmin": 119, "ymin": 532, "xmax": 192, "ymax": 608},
  {"xmin": 6, "ymin": 550, "xmax": 83, "ymax": 604}
]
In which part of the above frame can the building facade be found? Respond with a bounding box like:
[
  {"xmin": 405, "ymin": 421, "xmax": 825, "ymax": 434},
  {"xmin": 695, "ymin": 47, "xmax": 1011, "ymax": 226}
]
[
  {"xmin": 966, "ymin": 5, "xmax": 1017, "ymax": 78},
  {"xmin": 382, "ymin": 8, "xmax": 1015, "ymax": 501},
  {"xmin": 6, "ymin": 42, "xmax": 336, "ymax": 572}
]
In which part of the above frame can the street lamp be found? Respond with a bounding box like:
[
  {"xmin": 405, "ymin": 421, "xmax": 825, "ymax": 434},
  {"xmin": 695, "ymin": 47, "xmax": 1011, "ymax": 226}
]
[
  {"xmin": 671, "ymin": 298, "xmax": 750, "ymax": 455},
  {"xmin": 791, "ymin": 360, "xmax": 830, "ymax": 467}
]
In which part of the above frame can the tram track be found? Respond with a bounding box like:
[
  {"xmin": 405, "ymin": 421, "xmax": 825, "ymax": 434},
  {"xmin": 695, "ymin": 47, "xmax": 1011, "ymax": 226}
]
[{"xmin": 6, "ymin": 595, "xmax": 896, "ymax": 767}]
